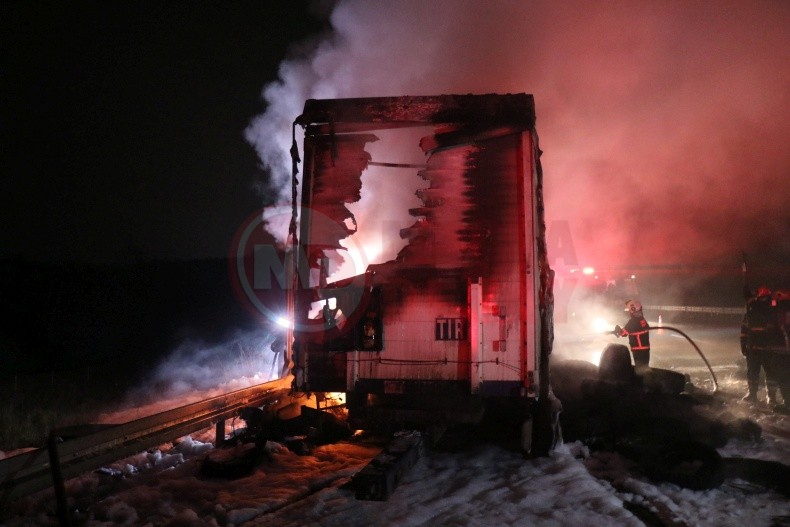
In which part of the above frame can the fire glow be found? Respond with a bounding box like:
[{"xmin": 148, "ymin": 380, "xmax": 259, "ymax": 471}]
[{"xmin": 245, "ymin": 2, "xmax": 790, "ymax": 282}]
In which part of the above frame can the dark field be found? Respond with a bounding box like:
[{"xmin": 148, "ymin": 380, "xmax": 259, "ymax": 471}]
[{"xmin": 0, "ymin": 257, "xmax": 268, "ymax": 450}]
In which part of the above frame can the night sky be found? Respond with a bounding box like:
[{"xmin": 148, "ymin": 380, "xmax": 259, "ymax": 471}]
[
  {"xmin": 3, "ymin": 1, "xmax": 789, "ymax": 282},
  {"xmin": 245, "ymin": 0, "xmax": 789, "ymax": 290},
  {"xmin": 2, "ymin": 1, "xmax": 326, "ymax": 263}
]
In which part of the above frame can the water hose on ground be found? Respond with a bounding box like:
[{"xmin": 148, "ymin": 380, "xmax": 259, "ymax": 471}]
[
  {"xmin": 609, "ymin": 325, "xmax": 719, "ymax": 393},
  {"xmin": 653, "ymin": 325, "xmax": 718, "ymax": 392}
]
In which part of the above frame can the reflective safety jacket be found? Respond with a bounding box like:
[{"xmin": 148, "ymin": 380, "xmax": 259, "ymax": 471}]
[
  {"xmin": 744, "ymin": 296, "xmax": 773, "ymax": 352},
  {"xmin": 620, "ymin": 316, "xmax": 651, "ymax": 352}
]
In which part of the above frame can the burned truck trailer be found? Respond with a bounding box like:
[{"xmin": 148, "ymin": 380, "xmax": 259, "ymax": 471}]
[{"xmin": 287, "ymin": 94, "xmax": 556, "ymax": 453}]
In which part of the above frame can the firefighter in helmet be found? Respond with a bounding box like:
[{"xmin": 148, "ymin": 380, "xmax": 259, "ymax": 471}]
[
  {"xmin": 741, "ymin": 285, "xmax": 777, "ymax": 404},
  {"xmin": 615, "ymin": 300, "xmax": 651, "ymax": 369},
  {"xmin": 768, "ymin": 289, "xmax": 790, "ymax": 409}
]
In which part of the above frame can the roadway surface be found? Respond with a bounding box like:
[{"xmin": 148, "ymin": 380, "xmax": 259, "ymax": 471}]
[{"xmin": 554, "ymin": 318, "xmax": 744, "ymax": 394}]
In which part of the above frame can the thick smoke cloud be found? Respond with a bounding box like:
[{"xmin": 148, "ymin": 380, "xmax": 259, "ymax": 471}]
[
  {"xmin": 246, "ymin": 0, "xmax": 789, "ymax": 289},
  {"xmin": 124, "ymin": 329, "xmax": 283, "ymax": 406}
]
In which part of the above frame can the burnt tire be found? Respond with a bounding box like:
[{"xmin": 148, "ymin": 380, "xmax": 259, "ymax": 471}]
[
  {"xmin": 639, "ymin": 367, "xmax": 687, "ymax": 395},
  {"xmin": 598, "ymin": 344, "xmax": 635, "ymax": 384},
  {"xmin": 200, "ymin": 442, "xmax": 261, "ymax": 479},
  {"xmin": 647, "ymin": 440, "xmax": 725, "ymax": 490}
]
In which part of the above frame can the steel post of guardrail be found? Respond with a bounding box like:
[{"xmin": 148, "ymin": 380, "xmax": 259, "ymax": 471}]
[
  {"xmin": 47, "ymin": 430, "xmax": 69, "ymax": 527},
  {"xmin": 0, "ymin": 376, "xmax": 299, "ymax": 507},
  {"xmin": 215, "ymin": 420, "xmax": 226, "ymax": 448}
]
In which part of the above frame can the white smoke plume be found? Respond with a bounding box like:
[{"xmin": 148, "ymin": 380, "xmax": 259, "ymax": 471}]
[
  {"xmin": 246, "ymin": 0, "xmax": 790, "ymax": 288},
  {"xmin": 123, "ymin": 329, "xmax": 283, "ymax": 407}
]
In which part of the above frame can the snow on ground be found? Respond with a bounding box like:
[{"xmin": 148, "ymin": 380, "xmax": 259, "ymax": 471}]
[
  {"xmin": 259, "ymin": 439, "xmax": 790, "ymax": 527},
  {"xmin": 3, "ymin": 388, "xmax": 788, "ymax": 526},
  {"xmin": 2, "ymin": 429, "xmax": 381, "ymax": 527},
  {"xmin": 3, "ymin": 324, "xmax": 789, "ymax": 526},
  {"xmin": 256, "ymin": 442, "xmax": 645, "ymax": 527}
]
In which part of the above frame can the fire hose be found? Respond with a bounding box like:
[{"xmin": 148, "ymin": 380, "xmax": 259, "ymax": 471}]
[{"xmin": 608, "ymin": 325, "xmax": 719, "ymax": 393}]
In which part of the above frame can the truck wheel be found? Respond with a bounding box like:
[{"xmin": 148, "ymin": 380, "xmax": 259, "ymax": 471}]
[{"xmin": 598, "ymin": 344, "xmax": 635, "ymax": 384}]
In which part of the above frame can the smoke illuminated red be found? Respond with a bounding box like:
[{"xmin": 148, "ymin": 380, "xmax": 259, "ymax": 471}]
[{"xmin": 246, "ymin": 1, "xmax": 790, "ymax": 291}]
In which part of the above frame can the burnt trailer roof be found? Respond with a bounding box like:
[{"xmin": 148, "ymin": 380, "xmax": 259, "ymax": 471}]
[
  {"xmin": 290, "ymin": 93, "xmax": 555, "ymax": 406},
  {"xmin": 295, "ymin": 93, "xmax": 536, "ymax": 130}
]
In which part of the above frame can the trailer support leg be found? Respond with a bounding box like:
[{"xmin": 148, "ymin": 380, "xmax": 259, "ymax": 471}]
[{"xmin": 48, "ymin": 430, "xmax": 70, "ymax": 527}]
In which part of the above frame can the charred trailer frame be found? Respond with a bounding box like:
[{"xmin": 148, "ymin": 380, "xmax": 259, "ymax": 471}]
[{"xmin": 287, "ymin": 94, "xmax": 557, "ymax": 454}]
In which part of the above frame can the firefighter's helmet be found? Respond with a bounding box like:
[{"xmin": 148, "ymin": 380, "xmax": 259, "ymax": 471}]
[
  {"xmin": 625, "ymin": 299, "xmax": 643, "ymax": 316},
  {"xmin": 756, "ymin": 285, "xmax": 771, "ymax": 298}
]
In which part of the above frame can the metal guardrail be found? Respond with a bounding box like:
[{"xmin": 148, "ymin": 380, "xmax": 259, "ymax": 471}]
[
  {"xmin": 0, "ymin": 376, "xmax": 296, "ymax": 505},
  {"xmin": 645, "ymin": 305, "xmax": 743, "ymax": 315}
]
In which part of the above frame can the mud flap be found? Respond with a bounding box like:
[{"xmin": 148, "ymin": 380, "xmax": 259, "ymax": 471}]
[{"xmin": 523, "ymin": 394, "xmax": 563, "ymax": 458}]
